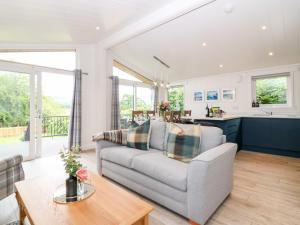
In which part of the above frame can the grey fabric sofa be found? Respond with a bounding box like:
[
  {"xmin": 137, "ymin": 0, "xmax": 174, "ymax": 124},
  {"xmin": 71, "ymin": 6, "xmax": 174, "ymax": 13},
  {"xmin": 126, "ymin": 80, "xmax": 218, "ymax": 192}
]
[{"xmin": 95, "ymin": 121, "xmax": 237, "ymax": 225}]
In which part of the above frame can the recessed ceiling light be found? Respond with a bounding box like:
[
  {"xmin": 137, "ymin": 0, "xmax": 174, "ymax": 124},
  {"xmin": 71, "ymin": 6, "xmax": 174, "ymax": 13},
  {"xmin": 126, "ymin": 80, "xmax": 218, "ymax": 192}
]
[
  {"xmin": 202, "ymin": 42, "xmax": 207, "ymax": 47},
  {"xmin": 224, "ymin": 3, "xmax": 234, "ymax": 14},
  {"xmin": 261, "ymin": 25, "xmax": 267, "ymax": 30},
  {"xmin": 268, "ymin": 52, "xmax": 274, "ymax": 56},
  {"xmin": 96, "ymin": 26, "xmax": 100, "ymax": 30},
  {"xmin": 219, "ymin": 64, "xmax": 224, "ymax": 68}
]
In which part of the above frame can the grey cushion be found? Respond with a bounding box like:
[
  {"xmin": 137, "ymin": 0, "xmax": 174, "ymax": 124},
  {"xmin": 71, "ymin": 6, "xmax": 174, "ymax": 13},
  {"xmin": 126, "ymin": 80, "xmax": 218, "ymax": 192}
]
[
  {"xmin": 132, "ymin": 152, "xmax": 188, "ymax": 191},
  {"xmin": 150, "ymin": 120, "xmax": 167, "ymax": 151},
  {"xmin": 102, "ymin": 160, "xmax": 187, "ymax": 203},
  {"xmin": 100, "ymin": 146, "xmax": 159, "ymax": 168},
  {"xmin": 200, "ymin": 126, "xmax": 223, "ymax": 152},
  {"xmin": 164, "ymin": 124, "xmax": 223, "ymax": 153}
]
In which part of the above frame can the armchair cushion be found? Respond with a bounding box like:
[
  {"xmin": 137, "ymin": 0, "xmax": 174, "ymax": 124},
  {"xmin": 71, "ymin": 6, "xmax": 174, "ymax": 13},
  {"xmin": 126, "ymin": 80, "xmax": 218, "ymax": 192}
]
[{"xmin": 0, "ymin": 155, "xmax": 24, "ymax": 201}]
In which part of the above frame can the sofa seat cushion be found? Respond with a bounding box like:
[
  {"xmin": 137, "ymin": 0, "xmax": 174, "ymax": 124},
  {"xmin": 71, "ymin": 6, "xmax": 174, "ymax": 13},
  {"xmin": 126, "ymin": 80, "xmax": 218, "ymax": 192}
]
[
  {"xmin": 100, "ymin": 146, "xmax": 159, "ymax": 168},
  {"xmin": 132, "ymin": 152, "xmax": 188, "ymax": 191}
]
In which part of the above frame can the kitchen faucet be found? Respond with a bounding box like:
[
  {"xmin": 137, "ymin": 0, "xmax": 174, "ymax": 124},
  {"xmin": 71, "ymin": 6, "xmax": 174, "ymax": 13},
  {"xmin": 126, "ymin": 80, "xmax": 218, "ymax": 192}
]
[{"xmin": 260, "ymin": 108, "xmax": 273, "ymax": 116}]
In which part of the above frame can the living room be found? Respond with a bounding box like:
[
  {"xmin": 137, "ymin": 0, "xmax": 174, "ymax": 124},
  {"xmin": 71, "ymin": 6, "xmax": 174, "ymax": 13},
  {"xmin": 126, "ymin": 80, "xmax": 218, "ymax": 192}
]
[{"xmin": 0, "ymin": 0, "xmax": 299, "ymax": 225}]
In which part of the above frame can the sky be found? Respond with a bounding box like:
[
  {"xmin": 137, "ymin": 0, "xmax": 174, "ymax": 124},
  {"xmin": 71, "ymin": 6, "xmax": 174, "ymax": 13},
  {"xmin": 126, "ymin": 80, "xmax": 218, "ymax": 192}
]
[{"xmin": 0, "ymin": 51, "xmax": 75, "ymax": 105}]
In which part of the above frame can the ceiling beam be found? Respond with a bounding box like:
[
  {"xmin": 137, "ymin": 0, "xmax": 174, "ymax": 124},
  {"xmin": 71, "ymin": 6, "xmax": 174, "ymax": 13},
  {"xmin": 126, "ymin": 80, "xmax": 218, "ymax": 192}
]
[{"xmin": 102, "ymin": 0, "xmax": 216, "ymax": 49}]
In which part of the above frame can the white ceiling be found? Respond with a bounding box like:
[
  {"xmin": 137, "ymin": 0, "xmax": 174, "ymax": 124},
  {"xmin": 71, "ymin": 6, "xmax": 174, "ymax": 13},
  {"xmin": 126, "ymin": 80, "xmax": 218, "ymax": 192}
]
[
  {"xmin": 0, "ymin": 0, "xmax": 175, "ymax": 43},
  {"xmin": 111, "ymin": 0, "xmax": 300, "ymax": 81}
]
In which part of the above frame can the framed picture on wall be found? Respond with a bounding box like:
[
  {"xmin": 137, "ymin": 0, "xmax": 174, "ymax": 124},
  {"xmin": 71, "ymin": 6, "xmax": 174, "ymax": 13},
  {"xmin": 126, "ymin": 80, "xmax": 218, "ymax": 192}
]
[
  {"xmin": 193, "ymin": 90, "xmax": 204, "ymax": 102},
  {"xmin": 206, "ymin": 89, "xmax": 219, "ymax": 102},
  {"xmin": 222, "ymin": 88, "xmax": 236, "ymax": 101}
]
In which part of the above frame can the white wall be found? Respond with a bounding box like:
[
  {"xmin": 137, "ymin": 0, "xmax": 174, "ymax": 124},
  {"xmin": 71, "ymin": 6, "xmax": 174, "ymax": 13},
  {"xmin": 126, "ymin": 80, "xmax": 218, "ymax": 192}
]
[{"xmin": 181, "ymin": 64, "xmax": 300, "ymax": 116}]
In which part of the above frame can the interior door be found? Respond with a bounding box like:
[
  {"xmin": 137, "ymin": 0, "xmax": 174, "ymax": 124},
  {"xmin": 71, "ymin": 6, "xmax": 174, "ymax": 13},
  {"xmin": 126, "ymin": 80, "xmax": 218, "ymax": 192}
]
[{"xmin": 0, "ymin": 62, "xmax": 37, "ymax": 160}]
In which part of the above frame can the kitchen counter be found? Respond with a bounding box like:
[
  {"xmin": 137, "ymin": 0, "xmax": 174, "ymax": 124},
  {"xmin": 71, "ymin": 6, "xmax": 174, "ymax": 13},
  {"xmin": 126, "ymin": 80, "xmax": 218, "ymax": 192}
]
[
  {"xmin": 182, "ymin": 114, "xmax": 300, "ymax": 120},
  {"xmin": 181, "ymin": 115, "xmax": 240, "ymax": 121},
  {"xmin": 240, "ymin": 114, "xmax": 300, "ymax": 119}
]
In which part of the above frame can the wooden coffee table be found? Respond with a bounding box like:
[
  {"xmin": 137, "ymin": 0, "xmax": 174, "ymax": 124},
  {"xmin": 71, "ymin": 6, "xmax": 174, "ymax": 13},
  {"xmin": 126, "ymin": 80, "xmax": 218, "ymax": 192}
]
[{"xmin": 15, "ymin": 172, "xmax": 153, "ymax": 225}]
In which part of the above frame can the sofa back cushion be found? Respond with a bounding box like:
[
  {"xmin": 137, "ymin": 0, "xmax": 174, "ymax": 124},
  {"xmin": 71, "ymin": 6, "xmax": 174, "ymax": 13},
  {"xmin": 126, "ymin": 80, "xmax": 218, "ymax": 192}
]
[
  {"xmin": 127, "ymin": 119, "xmax": 151, "ymax": 150},
  {"xmin": 200, "ymin": 126, "xmax": 224, "ymax": 152},
  {"xmin": 149, "ymin": 120, "xmax": 167, "ymax": 151},
  {"xmin": 166, "ymin": 123, "xmax": 201, "ymax": 162}
]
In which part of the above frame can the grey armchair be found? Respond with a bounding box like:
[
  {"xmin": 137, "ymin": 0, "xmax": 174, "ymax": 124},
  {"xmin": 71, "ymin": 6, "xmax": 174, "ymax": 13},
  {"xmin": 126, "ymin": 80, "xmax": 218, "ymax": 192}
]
[{"xmin": 0, "ymin": 155, "xmax": 25, "ymax": 200}]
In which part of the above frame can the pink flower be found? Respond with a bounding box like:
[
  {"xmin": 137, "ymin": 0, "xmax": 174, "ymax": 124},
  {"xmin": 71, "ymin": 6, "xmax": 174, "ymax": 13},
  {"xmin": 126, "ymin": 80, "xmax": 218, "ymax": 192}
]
[{"xmin": 76, "ymin": 167, "xmax": 88, "ymax": 182}]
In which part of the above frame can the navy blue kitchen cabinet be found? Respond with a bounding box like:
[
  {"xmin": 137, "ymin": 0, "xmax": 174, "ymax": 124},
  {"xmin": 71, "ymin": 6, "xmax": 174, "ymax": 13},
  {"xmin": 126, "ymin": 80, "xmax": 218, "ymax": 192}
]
[
  {"xmin": 242, "ymin": 117, "xmax": 300, "ymax": 157},
  {"xmin": 194, "ymin": 118, "xmax": 242, "ymax": 149}
]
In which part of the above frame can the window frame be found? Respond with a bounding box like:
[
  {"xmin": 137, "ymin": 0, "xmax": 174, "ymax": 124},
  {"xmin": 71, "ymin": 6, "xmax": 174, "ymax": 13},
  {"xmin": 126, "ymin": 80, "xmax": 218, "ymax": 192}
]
[{"xmin": 251, "ymin": 72, "xmax": 293, "ymax": 108}]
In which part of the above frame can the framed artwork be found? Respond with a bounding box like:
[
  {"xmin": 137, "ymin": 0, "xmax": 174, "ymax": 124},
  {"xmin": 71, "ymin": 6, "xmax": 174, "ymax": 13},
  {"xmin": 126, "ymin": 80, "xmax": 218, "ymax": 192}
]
[
  {"xmin": 222, "ymin": 88, "xmax": 236, "ymax": 101},
  {"xmin": 193, "ymin": 91, "xmax": 204, "ymax": 102},
  {"xmin": 206, "ymin": 89, "xmax": 219, "ymax": 102}
]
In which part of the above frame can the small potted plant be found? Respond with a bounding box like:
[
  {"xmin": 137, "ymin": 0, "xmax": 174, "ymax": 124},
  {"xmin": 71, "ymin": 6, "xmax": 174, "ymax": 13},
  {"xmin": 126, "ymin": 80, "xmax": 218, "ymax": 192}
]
[{"xmin": 60, "ymin": 146, "xmax": 82, "ymax": 202}]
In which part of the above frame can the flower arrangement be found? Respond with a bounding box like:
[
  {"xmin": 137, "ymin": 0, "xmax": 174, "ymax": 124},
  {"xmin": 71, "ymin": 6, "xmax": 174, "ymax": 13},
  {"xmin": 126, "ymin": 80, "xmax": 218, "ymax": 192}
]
[
  {"xmin": 60, "ymin": 146, "xmax": 82, "ymax": 177},
  {"xmin": 159, "ymin": 101, "xmax": 170, "ymax": 112},
  {"xmin": 76, "ymin": 167, "xmax": 88, "ymax": 182}
]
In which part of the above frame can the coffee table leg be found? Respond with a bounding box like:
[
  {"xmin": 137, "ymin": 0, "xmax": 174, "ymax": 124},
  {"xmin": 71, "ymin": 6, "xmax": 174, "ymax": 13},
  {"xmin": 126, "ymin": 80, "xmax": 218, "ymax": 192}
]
[
  {"xmin": 16, "ymin": 192, "xmax": 26, "ymax": 225},
  {"xmin": 143, "ymin": 215, "xmax": 149, "ymax": 225},
  {"xmin": 133, "ymin": 215, "xmax": 149, "ymax": 225}
]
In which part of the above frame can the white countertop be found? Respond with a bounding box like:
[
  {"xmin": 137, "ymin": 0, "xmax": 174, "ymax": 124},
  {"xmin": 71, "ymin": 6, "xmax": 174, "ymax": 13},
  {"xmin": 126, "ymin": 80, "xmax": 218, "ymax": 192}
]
[
  {"xmin": 181, "ymin": 115, "xmax": 241, "ymax": 121},
  {"xmin": 182, "ymin": 114, "xmax": 300, "ymax": 120}
]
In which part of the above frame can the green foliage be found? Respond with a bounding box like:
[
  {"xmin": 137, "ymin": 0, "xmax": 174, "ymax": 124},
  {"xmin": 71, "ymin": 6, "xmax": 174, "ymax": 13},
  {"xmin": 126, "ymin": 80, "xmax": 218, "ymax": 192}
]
[
  {"xmin": 256, "ymin": 76, "xmax": 287, "ymax": 104},
  {"xmin": 168, "ymin": 86, "xmax": 184, "ymax": 111},
  {"xmin": 60, "ymin": 146, "xmax": 82, "ymax": 176},
  {"xmin": 119, "ymin": 94, "xmax": 152, "ymax": 120},
  {"xmin": 120, "ymin": 94, "xmax": 134, "ymax": 120},
  {"xmin": 0, "ymin": 73, "xmax": 69, "ymax": 128},
  {"xmin": 0, "ymin": 73, "xmax": 30, "ymax": 127}
]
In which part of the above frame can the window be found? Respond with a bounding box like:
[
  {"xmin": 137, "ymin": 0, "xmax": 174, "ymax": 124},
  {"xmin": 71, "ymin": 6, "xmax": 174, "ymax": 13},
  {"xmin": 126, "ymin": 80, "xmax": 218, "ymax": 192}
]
[
  {"xmin": 114, "ymin": 61, "xmax": 155, "ymax": 128},
  {"xmin": 168, "ymin": 85, "xmax": 184, "ymax": 111},
  {"xmin": 119, "ymin": 85, "xmax": 154, "ymax": 128},
  {"xmin": 136, "ymin": 87, "xmax": 154, "ymax": 111},
  {"xmin": 252, "ymin": 73, "xmax": 292, "ymax": 106},
  {"xmin": 0, "ymin": 51, "xmax": 76, "ymax": 70}
]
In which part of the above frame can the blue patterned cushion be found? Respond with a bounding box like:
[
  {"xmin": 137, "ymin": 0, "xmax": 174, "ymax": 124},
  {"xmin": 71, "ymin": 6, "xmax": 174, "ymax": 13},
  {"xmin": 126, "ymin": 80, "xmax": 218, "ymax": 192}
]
[
  {"xmin": 127, "ymin": 120, "xmax": 151, "ymax": 150},
  {"xmin": 166, "ymin": 123, "xmax": 201, "ymax": 162}
]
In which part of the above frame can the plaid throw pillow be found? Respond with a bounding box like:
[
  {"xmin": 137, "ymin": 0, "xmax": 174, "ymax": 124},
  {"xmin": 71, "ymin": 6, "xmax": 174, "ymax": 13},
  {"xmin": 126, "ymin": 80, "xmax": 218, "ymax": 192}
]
[
  {"xmin": 166, "ymin": 123, "xmax": 201, "ymax": 162},
  {"xmin": 92, "ymin": 129, "xmax": 128, "ymax": 145},
  {"xmin": 127, "ymin": 119, "xmax": 151, "ymax": 150}
]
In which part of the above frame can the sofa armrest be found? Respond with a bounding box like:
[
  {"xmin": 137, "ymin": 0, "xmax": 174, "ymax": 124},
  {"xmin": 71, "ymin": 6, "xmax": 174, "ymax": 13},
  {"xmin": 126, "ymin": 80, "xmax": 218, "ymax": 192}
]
[
  {"xmin": 95, "ymin": 140, "xmax": 120, "ymax": 174},
  {"xmin": 187, "ymin": 143, "xmax": 237, "ymax": 224},
  {"xmin": 0, "ymin": 155, "xmax": 25, "ymax": 200}
]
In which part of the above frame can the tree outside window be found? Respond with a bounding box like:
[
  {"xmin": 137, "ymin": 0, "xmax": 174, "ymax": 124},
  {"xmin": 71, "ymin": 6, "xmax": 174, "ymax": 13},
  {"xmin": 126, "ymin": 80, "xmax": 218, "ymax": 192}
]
[
  {"xmin": 254, "ymin": 75, "xmax": 289, "ymax": 105},
  {"xmin": 167, "ymin": 86, "xmax": 184, "ymax": 111}
]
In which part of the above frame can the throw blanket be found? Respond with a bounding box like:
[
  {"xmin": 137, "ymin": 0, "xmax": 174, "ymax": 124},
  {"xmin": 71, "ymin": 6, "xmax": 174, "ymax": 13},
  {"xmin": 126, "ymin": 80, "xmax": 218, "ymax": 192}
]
[{"xmin": 92, "ymin": 129, "xmax": 128, "ymax": 145}]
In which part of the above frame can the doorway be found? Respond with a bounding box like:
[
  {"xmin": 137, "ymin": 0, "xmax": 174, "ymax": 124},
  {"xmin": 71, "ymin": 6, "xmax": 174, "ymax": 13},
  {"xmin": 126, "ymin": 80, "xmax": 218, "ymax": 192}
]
[{"xmin": 0, "ymin": 57, "xmax": 75, "ymax": 160}]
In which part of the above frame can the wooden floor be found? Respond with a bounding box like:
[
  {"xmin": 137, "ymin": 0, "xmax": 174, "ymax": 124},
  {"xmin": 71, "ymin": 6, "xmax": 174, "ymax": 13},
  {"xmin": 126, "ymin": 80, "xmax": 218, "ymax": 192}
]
[
  {"xmin": 207, "ymin": 151, "xmax": 300, "ymax": 225},
  {"xmin": 0, "ymin": 150, "xmax": 299, "ymax": 225}
]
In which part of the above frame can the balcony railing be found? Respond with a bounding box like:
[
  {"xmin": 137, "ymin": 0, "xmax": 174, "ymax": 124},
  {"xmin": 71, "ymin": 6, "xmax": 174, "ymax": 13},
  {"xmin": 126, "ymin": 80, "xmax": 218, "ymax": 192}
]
[{"xmin": 42, "ymin": 116, "xmax": 70, "ymax": 137}]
